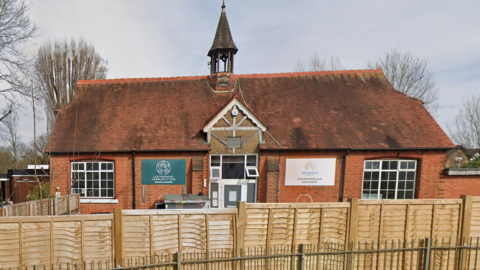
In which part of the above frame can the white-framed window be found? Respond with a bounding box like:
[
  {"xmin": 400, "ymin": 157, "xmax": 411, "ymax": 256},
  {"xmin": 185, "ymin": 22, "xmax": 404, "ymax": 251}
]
[
  {"xmin": 210, "ymin": 154, "xmax": 258, "ymax": 180},
  {"xmin": 362, "ymin": 160, "xmax": 416, "ymax": 200},
  {"xmin": 71, "ymin": 161, "xmax": 114, "ymax": 198}
]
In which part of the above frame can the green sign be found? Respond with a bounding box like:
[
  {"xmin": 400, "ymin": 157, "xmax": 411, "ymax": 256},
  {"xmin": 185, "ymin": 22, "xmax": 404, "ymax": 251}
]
[{"xmin": 141, "ymin": 159, "xmax": 186, "ymax": 185}]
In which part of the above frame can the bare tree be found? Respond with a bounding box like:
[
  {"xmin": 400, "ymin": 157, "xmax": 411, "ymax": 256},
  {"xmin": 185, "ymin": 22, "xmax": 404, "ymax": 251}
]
[
  {"xmin": 34, "ymin": 37, "xmax": 108, "ymax": 132},
  {"xmin": 0, "ymin": 0, "xmax": 39, "ymax": 120},
  {"xmin": 0, "ymin": 146, "xmax": 14, "ymax": 173},
  {"xmin": 31, "ymin": 133, "xmax": 49, "ymax": 164},
  {"xmin": 295, "ymin": 52, "xmax": 344, "ymax": 72},
  {"xmin": 0, "ymin": 110, "xmax": 23, "ymax": 168},
  {"xmin": 367, "ymin": 49, "xmax": 439, "ymax": 116},
  {"xmin": 448, "ymin": 95, "xmax": 480, "ymax": 149}
]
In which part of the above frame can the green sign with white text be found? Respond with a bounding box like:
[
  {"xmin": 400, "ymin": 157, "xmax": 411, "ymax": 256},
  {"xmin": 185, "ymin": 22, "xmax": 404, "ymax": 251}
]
[{"xmin": 141, "ymin": 159, "xmax": 186, "ymax": 185}]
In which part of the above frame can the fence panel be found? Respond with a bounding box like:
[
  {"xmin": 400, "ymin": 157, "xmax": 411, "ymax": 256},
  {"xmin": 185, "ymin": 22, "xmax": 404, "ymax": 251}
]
[
  {"xmin": 0, "ymin": 194, "xmax": 80, "ymax": 217},
  {"xmin": 469, "ymin": 197, "xmax": 480, "ymax": 238},
  {"xmin": 118, "ymin": 209, "xmax": 236, "ymax": 262},
  {"xmin": 352, "ymin": 199, "xmax": 463, "ymax": 270},
  {"xmin": 242, "ymin": 203, "xmax": 350, "ymax": 250},
  {"xmin": 2, "ymin": 197, "xmax": 480, "ymax": 268},
  {"xmin": 0, "ymin": 214, "xmax": 114, "ymax": 269},
  {"xmin": 17, "ymin": 239, "xmax": 480, "ymax": 270}
]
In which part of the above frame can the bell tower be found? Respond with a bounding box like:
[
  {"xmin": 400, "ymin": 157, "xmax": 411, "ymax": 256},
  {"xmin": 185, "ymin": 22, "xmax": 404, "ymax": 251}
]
[{"xmin": 208, "ymin": 2, "xmax": 238, "ymax": 75}]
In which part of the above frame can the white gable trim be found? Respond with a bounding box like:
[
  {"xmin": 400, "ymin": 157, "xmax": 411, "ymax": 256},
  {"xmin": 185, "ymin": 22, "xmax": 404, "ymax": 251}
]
[{"xmin": 203, "ymin": 98, "xmax": 267, "ymax": 133}]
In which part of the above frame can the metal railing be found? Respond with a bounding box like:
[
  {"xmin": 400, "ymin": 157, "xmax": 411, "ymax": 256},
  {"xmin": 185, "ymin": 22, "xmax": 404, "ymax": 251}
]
[{"xmin": 6, "ymin": 237, "xmax": 480, "ymax": 270}]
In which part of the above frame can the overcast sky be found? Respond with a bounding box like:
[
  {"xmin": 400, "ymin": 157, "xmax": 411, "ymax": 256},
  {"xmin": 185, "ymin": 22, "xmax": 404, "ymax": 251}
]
[{"xmin": 11, "ymin": 0, "xmax": 480, "ymax": 143}]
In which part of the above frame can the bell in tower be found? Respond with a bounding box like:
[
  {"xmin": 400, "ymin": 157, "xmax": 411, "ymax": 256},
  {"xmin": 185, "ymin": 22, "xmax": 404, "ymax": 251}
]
[{"xmin": 208, "ymin": 2, "xmax": 238, "ymax": 75}]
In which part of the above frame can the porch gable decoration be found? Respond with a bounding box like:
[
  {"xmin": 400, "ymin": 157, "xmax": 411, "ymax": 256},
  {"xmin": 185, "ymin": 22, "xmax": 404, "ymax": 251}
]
[{"xmin": 141, "ymin": 159, "xmax": 187, "ymax": 185}]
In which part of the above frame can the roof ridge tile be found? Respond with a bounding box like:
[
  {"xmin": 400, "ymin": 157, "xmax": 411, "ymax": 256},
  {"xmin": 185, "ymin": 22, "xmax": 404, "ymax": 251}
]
[{"xmin": 76, "ymin": 69, "xmax": 383, "ymax": 85}]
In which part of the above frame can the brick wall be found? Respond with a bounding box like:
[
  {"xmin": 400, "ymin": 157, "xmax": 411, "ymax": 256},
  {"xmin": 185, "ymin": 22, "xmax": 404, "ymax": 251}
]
[
  {"xmin": 51, "ymin": 148, "xmax": 480, "ymax": 214},
  {"xmin": 260, "ymin": 149, "xmax": 454, "ymax": 203},
  {"xmin": 442, "ymin": 176, "xmax": 480, "ymax": 198},
  {"xmin": 50, "ymin": 151, "xmax": 207, "ymax": 214},
  {"xmin": 262, "ymin": 151, "xmax": 345, "ymax": 203},
  {"xmin": 342, "ymin": 150, "xmax": 449, "ymax": 200},
  {"xmin": 11, "ymin": 177, "xmax": 49, "ymax": 203}
]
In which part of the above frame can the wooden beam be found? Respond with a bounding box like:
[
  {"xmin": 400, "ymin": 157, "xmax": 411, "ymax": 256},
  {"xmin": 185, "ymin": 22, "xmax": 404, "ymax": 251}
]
[
  {"xmin": 346, "ymin": 199, "xmax": 359, "ymax": 270},
  {"xmin": 460, "ymin": 195, "xmax": 473, "ymax": 241},
  {"xmin": 460, "ymin": 195, "xmax": 473, "ymax": 270},
  {"xmin": 292, "ymin": 208, "xmax": 298, "ymax": 248},
  {"xmin": 236, "ymin": 201, "xmax": 246, "ymax": 254},
  {"xmin": 178, "ymin": 214, "xmax": 183, "ymax": 252},
  {"xmin": 149, "ymin": 214, "xmax": 154, "ymax": 257},
  {"xmin": 347, "ymin": 198, "xmax": 359, "ymax": 246},
  {"xmin": 205, "ymin": 214, "xmax": 210, "ymax": 252},
  {"xmin": 378, "ymin": 203, "xmax": 384, "ymax": 244},
  {"xmin": 19, "ymin": 221, "xmax": 23, "ymax": 268},
  {"xmin": 50, "ymin": 220, "xmax": 54, "ymax": 264},
  {"xmin": 68, "ymin": 194, "xmax": 71, "ymax": 215},
  {"xmin": 114, "ymin": 208, "xmax": 124, "ymax": 266},
  {"xmin": 431, "ymin": 204, "xmax": 437, "ymax": 239},
  {"xmin": 267, "ymin": 208, "xmax": 273, "ymax": 248},
  {"xmin": 81, "ymin": 219, "xmax": 85, "ymax": 264}
]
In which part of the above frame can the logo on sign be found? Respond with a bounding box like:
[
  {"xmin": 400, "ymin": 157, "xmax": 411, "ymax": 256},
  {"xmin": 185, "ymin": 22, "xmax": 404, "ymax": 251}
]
[
  {"xmin": 302, "ymin": 161, "xmax": 319, "ymax": 176},
  {"xmin": 156, "ymin": 160, "xmax": 171, "ymax": 175}
]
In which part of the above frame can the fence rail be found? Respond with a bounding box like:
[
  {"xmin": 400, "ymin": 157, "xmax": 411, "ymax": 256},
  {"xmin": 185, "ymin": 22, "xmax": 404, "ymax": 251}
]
[
  {"xmin": 0, "ymin": 194, "xmax": 80, "ymax": 217},
  {"xmin": 9, "ymin": 237, "xmax": 480, "ymax": 270}
]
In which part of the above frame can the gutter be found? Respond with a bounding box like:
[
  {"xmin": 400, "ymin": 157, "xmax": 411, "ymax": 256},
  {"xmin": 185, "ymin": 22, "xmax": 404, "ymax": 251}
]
[
  {"xmin": 48, "ymin": 149, "xmax": 210, "ymax": 154},
  {"xmin": 261, "ymin": 147, "xmax": 454, "ymax": 151}
]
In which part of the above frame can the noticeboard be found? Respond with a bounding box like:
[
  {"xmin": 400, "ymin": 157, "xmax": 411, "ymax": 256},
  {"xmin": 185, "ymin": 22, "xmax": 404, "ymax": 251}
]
[
  {"xmin": 141, "ymin": 159, "xmax": 186, "ymax": 185},
  {"xmin": 285, "ymin": 158, "xmax": 336, "ymax": 186}
]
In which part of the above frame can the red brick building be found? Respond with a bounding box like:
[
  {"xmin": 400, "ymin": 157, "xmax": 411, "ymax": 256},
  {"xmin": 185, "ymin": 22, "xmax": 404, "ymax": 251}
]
[
  {"xmin": 48, "ymin": 4, "xmax": 459, "ymax": 214},
  {"xmin": 1, "ymin": 169, "xmax": 50, "ymax": 204}
]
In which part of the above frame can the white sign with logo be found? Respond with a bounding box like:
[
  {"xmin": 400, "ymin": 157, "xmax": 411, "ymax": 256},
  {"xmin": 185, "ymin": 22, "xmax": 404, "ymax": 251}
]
[{"xmin": 285, "ymin": 158, "xmax": 336, "ymax": 186}]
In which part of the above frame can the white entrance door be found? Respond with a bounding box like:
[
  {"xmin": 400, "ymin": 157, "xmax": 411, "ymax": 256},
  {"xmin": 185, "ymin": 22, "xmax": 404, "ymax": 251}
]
[
  {"xmin": 209, "ymin": 154, "xmax": 258, "ymax": 209},
  {"xmin": 210, "ymin": 180, "xmax": 256, "ymax": 208}
]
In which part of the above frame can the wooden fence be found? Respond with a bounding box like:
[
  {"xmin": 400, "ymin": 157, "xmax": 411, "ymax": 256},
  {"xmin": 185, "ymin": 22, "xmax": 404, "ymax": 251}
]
[
  {"xmin": 2, "ymin": 196, "xmax": 480, "ymax": 269},
  {"xmin": 0, "ymin": 214, "xmax": 113, "ymax": 269},
  {"xmin": 0, "ymin": 194, "xmax": 80, "ymax": 217},
  {"xmin": 115, "ymin": 208, "xmax": 237, "ymax": 260}
]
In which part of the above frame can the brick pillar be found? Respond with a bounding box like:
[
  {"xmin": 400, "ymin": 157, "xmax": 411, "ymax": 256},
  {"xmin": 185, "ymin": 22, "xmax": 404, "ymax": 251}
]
[
  {"xmin": 192, "ymin": 157, "xmax": 204, "ymax": 195},
  {"xmin": 266, "ymin": 156, "xmax": 280, "ymax": 203}
]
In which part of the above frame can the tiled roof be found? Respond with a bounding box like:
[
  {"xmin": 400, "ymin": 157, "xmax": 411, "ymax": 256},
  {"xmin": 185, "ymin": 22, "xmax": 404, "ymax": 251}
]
[{"xmin": 48, "ymin": 69, "xmax": 454, "ymax": 153}]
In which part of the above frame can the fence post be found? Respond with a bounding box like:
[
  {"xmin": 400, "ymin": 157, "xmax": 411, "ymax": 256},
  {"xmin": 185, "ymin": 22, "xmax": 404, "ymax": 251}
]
[
  {"xmin": 77, "ymin": 194, "xmax": 81, "ymax": 214},
  {"xmin": 177, "ymin": 251, "xmax": 182, "ymax": 270},
  {"xmin": 346, "ymin": 198, "xmax": 359, "ymax": 270},
  {"xmin": 236, "ymin": 201, "xmax": 246, "ymax": 252},
  {"xmin": 236, "ymin": 201, "xmax": 246, "ymax": 270},
  {"xmin": 49, "ymin": 198, "xmax": 53, "ymax": 215},
  {"xmin": 298, "ymin": 244, "xmax": 305, "ymax": 270},
  {"xmin": 459, "ymin": 195, "xmax": 473, "ymax": 270},
  {"xmin": 423, "ymin": 238, "xmax": 431, "ymax": 270},
  {"xmin": 347, "ymin": 198, "xmax": 359, "ymax": 245},
  {"xmin": 68, "ymin": 194, "xmax": 71, "ymax": 215},
  {"xmin": 114, "ymin": 208, "xmax": 124, "ymax": 267}
]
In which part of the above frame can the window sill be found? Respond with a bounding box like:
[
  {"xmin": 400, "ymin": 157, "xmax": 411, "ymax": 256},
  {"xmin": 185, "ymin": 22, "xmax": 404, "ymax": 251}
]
[{"xmin": 80, "ymin": 198, "xmax": 118, "ymax": 204}]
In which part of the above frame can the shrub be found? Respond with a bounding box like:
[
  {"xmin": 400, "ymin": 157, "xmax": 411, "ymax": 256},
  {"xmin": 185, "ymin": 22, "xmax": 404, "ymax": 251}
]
[{"xmin": 27, "ymin": 181, "xmax": 51, "ymax": 201}]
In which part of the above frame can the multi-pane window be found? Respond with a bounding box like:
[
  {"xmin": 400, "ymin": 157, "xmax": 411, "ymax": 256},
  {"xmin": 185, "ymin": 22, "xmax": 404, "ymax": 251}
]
[
  {"xmin": 71, "ymin": 161, "xmax": 114, "ymax": 198},
  {"xmin": 362, "ymin": 160, "xmax": 416, "ymax": 200},
  {"xmin": 210, "ymin": 155, "xmax": 258, "ymax": 180}
]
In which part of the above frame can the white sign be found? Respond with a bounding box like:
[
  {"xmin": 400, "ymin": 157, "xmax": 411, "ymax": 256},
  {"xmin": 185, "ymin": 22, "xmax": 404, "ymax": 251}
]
[{"xmin": 285, "ymin": 158, "xmax": 336, "ymax": 186}]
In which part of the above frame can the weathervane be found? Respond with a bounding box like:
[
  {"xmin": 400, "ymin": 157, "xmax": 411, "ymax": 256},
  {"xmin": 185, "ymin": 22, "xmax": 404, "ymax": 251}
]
[{"xmin": 222, "ymin": 0, "xmax": 225, "ymax": 8}]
